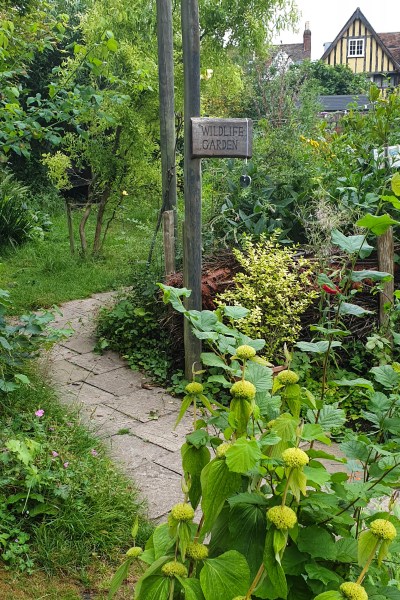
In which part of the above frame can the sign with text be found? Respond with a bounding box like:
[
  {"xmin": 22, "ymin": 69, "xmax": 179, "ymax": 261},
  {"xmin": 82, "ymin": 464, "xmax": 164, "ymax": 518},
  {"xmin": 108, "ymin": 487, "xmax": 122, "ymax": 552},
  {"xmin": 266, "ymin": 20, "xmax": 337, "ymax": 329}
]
[{"xmin": 191, "ymin": 117, "xmax": 253, "ymax": 158}]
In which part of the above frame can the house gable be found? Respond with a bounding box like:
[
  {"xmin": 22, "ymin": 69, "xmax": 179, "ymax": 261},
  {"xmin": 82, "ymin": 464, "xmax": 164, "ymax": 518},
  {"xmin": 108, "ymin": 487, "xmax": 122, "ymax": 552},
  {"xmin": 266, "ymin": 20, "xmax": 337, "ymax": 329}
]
[{"xmin": 321, "ymin": 7, "xmax": 400, "ymax": 79}]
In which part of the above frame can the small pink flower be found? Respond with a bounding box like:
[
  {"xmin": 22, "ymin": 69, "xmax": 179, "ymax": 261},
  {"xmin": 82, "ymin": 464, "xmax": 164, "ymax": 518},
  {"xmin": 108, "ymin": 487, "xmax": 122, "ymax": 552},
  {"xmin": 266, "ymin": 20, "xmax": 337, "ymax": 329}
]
[
  {"xmin": 51, "ymin": 451, "xmax": 59, "ymax": 457},
  {"xmin": 35, "ymin": 409, "xmax": 44, "ymax": 417},
  {"xmin": 90, "ymin": 449, "xmax": 98, "ymax": 457},
  {"xmin": 63, "ymin": 462, "xmax": 69, "ymax": 468}
]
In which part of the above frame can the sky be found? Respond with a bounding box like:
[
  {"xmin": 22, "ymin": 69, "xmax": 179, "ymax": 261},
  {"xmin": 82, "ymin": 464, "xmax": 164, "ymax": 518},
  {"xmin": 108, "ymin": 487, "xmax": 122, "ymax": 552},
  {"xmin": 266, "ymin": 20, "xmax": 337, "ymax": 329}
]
[{"xmin": 272, "ymin": 0, "xmax": 400, "ymax": 60}]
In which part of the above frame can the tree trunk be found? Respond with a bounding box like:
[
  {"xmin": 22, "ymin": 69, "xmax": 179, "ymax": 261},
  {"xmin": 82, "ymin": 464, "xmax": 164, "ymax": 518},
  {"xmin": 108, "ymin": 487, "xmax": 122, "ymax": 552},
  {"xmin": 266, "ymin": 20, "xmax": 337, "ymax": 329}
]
[
  {"xmin": 65, "ymin": 199, "xmax": 75, "ymax": 255},
  {"xmin": 79, "ymin": 201, "xmax": 92, "ymax": 256}
]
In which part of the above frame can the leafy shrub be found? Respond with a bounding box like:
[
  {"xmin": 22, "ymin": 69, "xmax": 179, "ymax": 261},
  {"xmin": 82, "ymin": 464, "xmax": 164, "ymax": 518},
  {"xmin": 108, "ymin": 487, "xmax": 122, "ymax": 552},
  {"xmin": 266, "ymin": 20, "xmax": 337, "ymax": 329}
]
[
  {"xmin": 217, "ymin": 236, "xmax": 318, "ymax": 361},
  {"xmin": 0, "ymin": 169, "xmax": 51, "ymax": 248}
]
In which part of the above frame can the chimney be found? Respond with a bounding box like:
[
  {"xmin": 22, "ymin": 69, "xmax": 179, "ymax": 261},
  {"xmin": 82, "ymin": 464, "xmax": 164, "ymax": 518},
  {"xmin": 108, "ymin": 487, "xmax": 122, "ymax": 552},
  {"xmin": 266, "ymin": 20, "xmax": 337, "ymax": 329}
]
[{"xmin": 303, "ymin": 21, "xmax": 311, "ymax": 57}]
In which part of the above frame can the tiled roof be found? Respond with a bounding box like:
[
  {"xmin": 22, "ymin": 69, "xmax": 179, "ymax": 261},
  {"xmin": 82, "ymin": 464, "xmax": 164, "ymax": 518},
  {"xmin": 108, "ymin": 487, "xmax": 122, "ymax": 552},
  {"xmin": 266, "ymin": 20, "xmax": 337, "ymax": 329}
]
[
  {"xmin": 378, "ymin": 32, "xmax": 400, "ymax": 66},
  {"xmin": 318, "ymin": 95, "xmax": 371, "ymax": 112},
  {"xmin": 274, "ymin": 43, "xmax": 311, "ymax": 64}
]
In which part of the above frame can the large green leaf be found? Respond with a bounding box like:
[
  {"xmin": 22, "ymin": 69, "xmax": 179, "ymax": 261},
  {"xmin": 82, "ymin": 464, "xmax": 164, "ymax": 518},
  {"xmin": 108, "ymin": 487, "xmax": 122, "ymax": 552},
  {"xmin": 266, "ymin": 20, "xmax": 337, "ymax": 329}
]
[
  {"xmin": 333, "ymin": 377, "xmax": 374, "ymax": 390},
  {"xmin": 225, "ymin": 438, "xmax": 261, "ymax": 474},
  {"xmin": 305, "ymin": 563, "xmax": 340, "ymax": 585},
  {"xmin": 200, "ymin": 551, "xmax": 250, "ymax": 600},
  {"xmin": 297, "ymin": 526, "xmax": 336, "ymax": 560},
  {"xmin": 152, "ymin": 524, "xmax": 175, "ymax": 560},
  {"xmin": 263, "ymin": 528, "xmax": 288, "ymax": 598},
  {"xmin": 201, "ymin": 459, "xmax": 241, "ymax": 533},
  {"xmin": 134, "ymin": 556, "xmax": 170, "ymax": 599},
  {"xmin": 135, "ymin": 575, "xmax": 170, "ymax": 600},
  {"xmin": 356, "ymin": 213, "xmax": 399, "ymax": 235},
  {"xmin": 245, "ymin": 361, "xmax": 273, "ymax": 392},
  {"xmin": 107, "ymin": 558, "xmax": 133, "ymax": 599},
  {"xmin": 200, "ymin": 353, "xmax": 230, "ymax": 369},
  {"xmin": 177, "ymin": 577, "xmax": 205, "ymax": 600},
  {"xmin": 351, "ymin": 270, "xmax": 392, "ymax": 282},
  {"xmin": 223, "ymin": 305, "xmax": 249, "ymax": 320},
  {"xmin": 391, "ymin": 172, "xmax": 400, "ymax": 196},
  {"xmin": 370, "ymin": 365, "xmax": 400, "ymax": 389},
  {"xmin": 182, "ymin": 443, "xmax": 211, "ymax": 475},
  {"xmin": 313, "ymin": 593, "xmax": 342, "ymax": 600},
  {"xmin": 358, "ymin": 530, "xmax": 379, "ymax": 567},
  {"xmin": 337, "ymin": 302, "xmax": 373, "ymax": 316},
  {"xmin": 227, "ymin": 500, "xmax": 267, "ymax": 578},
  {"xmin": 307, "ymin": 404, "xmax": 346, "ymax": 431},
  {"xmin": 331, "ymin": 229, "xmax": 373, "ymax": 258},
  {"xmin": 296, "ymin": 341, "xmax": 342, "ymax": 354}
]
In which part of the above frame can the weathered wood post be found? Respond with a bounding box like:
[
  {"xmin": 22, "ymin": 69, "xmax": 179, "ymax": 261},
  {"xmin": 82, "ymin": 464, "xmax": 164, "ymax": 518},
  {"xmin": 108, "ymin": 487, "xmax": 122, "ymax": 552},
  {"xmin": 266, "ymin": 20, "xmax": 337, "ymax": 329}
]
[
  {"xmin": 378, "ymin": 145, "xmax": 395, "ymax": 328},
  {"xmin": 181, "ymin": 0, "xmax": 202, "ymax": 379},
  {"xmin": 156, "ymin": 0, "xmax": 177, "ymax": 276}
]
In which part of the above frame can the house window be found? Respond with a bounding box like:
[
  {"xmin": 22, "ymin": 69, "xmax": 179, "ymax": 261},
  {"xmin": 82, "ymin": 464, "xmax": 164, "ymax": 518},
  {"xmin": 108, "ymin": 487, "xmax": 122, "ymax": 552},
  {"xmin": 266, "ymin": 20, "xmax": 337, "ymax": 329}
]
[{"xmin": 348, "ymin": 38, "xmax": 364, "ymax": 57}]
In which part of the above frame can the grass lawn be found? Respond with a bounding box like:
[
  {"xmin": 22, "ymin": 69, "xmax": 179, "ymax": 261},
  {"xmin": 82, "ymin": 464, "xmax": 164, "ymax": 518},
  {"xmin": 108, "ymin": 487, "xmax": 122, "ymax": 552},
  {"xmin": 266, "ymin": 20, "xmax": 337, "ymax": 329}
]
[{"xmin": 0, "ymin": 210, "xmax": 158, "ymax": 313}]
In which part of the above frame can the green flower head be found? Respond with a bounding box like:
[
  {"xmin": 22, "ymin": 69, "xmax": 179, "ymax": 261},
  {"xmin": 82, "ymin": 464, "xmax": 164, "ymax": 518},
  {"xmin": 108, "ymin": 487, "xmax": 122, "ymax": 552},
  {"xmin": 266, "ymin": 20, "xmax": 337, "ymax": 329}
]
[
  {"xmin": 230, "ymin": 380, "xmax": 256, "ymax": 401},
  {"xmin": 216, "ymin": 442, "xmax": 231, "ymax": 459},
  {"xmin": 370, "ymin": 519, "xmax": 397, "ymax": 541},
  {"xmin": 125, "ymin": 546, "xmax": 143, "ymax": 558},
  {"xmin": 282, "ymin": 447, "xmax": 309, "ymax": 468},
  {"xmin": 187, "ymin": 542, "xmax": 209, "ymax": 561},
  {"xmin": 162, "ymin": 561, "xmax": 188, "ymax": 578},
  {"xmin": 267, "ymin": 505, "xmax": 297, "ymax": 530},
  {"xmin": 170, "ymin": 502, "xmax": 195, "ymax": 522},
  {"xmin": 235, "ymin": 345, "xmax": 256, "ymax": 360},
  {"xmin": 339, "ymin": 582, "xmax": 368, "ymax": 600},
  {"xmin": 185, "ymin": 381, "xmax": 204, "ymax": 395},
  {"xmin": 277, "ymin": 369, "xmax": 299, "ymax": 385}
]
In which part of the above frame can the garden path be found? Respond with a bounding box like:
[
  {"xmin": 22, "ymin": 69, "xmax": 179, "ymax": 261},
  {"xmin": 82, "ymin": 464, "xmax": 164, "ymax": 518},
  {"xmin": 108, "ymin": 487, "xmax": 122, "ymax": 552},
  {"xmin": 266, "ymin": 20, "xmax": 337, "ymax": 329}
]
[
  {"xmin": 44, "ymin": 292, "xmax": 351, "ymax": 522},
  {"xmin": 44, "ymin": 292, "xmax": 192, "ymax": 521}
]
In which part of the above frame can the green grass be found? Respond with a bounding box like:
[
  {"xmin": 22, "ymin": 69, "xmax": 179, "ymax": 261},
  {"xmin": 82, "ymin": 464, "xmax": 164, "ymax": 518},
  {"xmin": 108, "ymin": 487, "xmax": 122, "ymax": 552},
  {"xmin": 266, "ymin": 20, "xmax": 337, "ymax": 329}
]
[
  {"xmin": 0, "ymin": 210, "xmax": 159, "ymax": 313},
  {"xmin": 1, "ymin": 369, "xmax": 153, "ymax": 576}
]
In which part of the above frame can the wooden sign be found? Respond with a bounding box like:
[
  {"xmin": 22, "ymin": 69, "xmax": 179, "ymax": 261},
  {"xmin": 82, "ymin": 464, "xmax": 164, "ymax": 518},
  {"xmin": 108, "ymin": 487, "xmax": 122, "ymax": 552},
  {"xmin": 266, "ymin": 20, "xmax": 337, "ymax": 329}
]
[{"xmin": 191, "ymin": 117, "xmax": 253, "ymax": 158}]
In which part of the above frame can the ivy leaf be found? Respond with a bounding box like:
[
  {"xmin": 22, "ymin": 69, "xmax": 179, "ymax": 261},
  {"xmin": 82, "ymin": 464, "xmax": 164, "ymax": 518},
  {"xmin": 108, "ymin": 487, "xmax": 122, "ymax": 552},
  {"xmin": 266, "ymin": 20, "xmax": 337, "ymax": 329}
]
[
  {"xmin": 200, "ymin": 551, "xmax": 250, "ymax": 600},
  {"xmin": 391, "ymin": 172, "xmax": 400, "ymax": 196},
  {"xmin": 356, "ymin": 213, "xmax": 399, "ymax": 235},
  {"xmin": 331, "ymin": 229, "xmax": 373, "ymax": 257},
  {"xmin": 200, "ymin": 459, "xmax": 241, "ymax": 533},
  {"xmin": 370, "ymin": 365, "xmax": 400, "ymax": 389},
  {"xmin": 225, "ymin": 438, "xmax": 261, "ymax": 474}
]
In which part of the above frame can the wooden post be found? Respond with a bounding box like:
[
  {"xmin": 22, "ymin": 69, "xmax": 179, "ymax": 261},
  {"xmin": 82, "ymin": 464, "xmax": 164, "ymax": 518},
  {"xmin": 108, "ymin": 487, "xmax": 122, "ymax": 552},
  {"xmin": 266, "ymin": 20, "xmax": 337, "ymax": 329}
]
[
  {"xmin": 378, "ymin": 226, "xmax": 394, "ymax": 327},
  {"xmin": 156, "ymin": 0, "xmax": 176, "ymax": 275},
  {"xmin": 163, "ymin": 210, "xmax": 175, "ymax": 276},
  {"xmin": 181, "ymin": 0, "xmax": 202, "ymax": 379}
]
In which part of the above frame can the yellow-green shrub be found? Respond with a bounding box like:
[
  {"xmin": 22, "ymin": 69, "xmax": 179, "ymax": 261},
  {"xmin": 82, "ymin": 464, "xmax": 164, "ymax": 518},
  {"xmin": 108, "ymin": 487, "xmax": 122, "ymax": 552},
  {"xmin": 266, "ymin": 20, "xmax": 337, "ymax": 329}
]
[{"xmin": 217, "ymin": 236, "xmax": 318, "ymax": 360}]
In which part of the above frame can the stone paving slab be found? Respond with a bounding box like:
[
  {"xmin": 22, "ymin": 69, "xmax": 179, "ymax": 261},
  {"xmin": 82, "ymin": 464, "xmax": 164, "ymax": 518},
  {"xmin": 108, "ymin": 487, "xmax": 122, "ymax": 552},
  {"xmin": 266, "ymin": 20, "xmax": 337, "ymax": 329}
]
[
  {"xmin": 50, "ymin": 358, "xmax": 92, "ymax": 385},
  {"xmin": 68, "ymin": 382, "xmax": 117, "ymax": 406},
  {"xmin": 68, "ymin": 350, "xmax": 122, "ymax": 375},
  {"xmin": 108, "ymin": 434, "xmax": 174, "ymax": 470},
  {"xmin": 84, "ymin": 367, "xmax": 144, "ymax": 396},
  {"xmin": 127, "ymin": 460, "xmax": 182, "ymax": 520},
  {"xmin": 131, "ymin": 411, "xmax": 193, "ymax": 453},
  {"xmin": 61, "ymin": 332, "xmax": 98, "ymax": 354},
  {"xmin": 103, "ymin": 389, "xmax": 181, "ymax": 422}
]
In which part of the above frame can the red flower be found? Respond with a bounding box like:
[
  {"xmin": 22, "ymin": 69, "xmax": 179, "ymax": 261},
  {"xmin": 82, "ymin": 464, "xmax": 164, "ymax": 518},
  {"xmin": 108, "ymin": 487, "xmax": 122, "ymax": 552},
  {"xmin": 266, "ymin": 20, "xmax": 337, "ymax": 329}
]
[{"xmin": 322, "ymin": 284, "xmax": 340, "ymax": 295}]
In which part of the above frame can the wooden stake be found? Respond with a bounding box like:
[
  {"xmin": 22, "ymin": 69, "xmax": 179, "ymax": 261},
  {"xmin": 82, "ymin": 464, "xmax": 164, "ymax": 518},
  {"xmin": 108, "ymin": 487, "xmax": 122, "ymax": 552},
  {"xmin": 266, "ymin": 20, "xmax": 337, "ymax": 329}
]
[
  {"xmin": 377, "ymin": 226, "xmax": 394, "ymax": 328},
  {"xmin": 156, "ymin": 0, "xmax": 177, "ymax": 275},
  {"xmin": 181, "ymin": 0, "xmax": 202, "ymax": 379}
]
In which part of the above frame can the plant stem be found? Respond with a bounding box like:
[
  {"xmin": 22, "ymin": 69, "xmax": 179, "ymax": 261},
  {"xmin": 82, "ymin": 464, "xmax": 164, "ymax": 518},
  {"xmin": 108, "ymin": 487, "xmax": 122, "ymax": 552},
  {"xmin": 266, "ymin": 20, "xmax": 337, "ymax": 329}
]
[
  {"xmin": 245, "ymin": 562, "xmax": 265, "ymax": 599},
  {"xmin": 356, "ymin": 539, "xmax": 380, "ymax": 584},
  {"xmin": 169, "ymin": 578, "xmax": 175, "ymax": 600}
]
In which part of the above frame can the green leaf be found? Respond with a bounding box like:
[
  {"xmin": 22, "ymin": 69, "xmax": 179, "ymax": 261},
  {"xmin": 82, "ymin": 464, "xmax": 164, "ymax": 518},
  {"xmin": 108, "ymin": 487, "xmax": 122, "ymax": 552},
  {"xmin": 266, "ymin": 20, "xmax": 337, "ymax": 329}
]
[
  {"xmin": 356, "ymin": 213, "xmax": 399, "ymax": 235},
  {"xmin": 186, "ymin": 429, "xmax": 210, "ymax": 449},
  {"xmin": 391, "ymin": 172, "xmax": 400, "ymax": 196},
  {"xmin": 177, "ymin": 577, "xmax": 205, "ymax": 600},
  {"xmin": 304, "ymin": 465, "xmax": 331, "ymax": 487},
  {"xmin": 135, "ymin": 576, "xmax": 170, "ymax": 600},
  {"xmin": 273, "ymin": 529, "xmax": 287, "ymax": 563},
  {"xmin": 182, "ymin": 443, "xmax": 210, "ymax": 475},
  {"xmin": 381, "ymin": 195, "xmax": 400, "ymax": 210},
  {"xmin": 307, "ymin": 404, "xmax": 346, "ymax": 431},
  {"xmin": 337, "ymin": 302, "xmax": 373, "ymax": 316},
  {"xmin": 333, "ymin": 377, "xmax": 374, "ymax": 390},
  {"xmin": 14, "ymin": 373, "xmax": 31, "ymax": 386},
  {"xmin": 358, "ymin": 530, "xmax": 379, "ymax": 567},
  {"xmin": 334, "ymin": 537, "xmax": 358, "ymax": 562},
  {"xmin": 152, "ymin": 524, "xmax": 175, "ymax": 560},
  {"xmin": 200, "ymin": 551, "xmax": 250, "ymax": 600},
  {"xmin": 107, "ymin": 558, "xmax": 133, "ymax": 599},
  {"xmin": 263, "ymin": 528, "xmax": 288, "ymax": 598},
  {"xmin": 207, "ymin": 375, "xmax": 231, "ymax": 387},
  {"xmin": 351, "ymin": 270, "xmax": 392, "ymax": 282},
  {"xmin": 370, "ymin": 365, "xmax": 400, "ymax": 389},
  {"xmin": 297, "ymin": 526, "xmax": 336, "ymax": 560},
  {"xmin": 107, "ymin": 38, "xmax": 118, "ymax": 52},
  {"xmin": 201, "ymin": 459, "xmax": 241, "ymax": 533},
  {"xmin": 296, "ymin": 341, "xmax": 342, "ymax": 353},
  {"xmin": 201, "ymin": 353, "xmax": 229, "ymax": 369},
  {"xmin": 331, "ymin": 229, "xmax": 373, "ymax": 257},
  {"xmin": 245, "ymin": 361, "xmax": 273, "ymax": 392},
  {"xmin": 131, "ymin": 515, "xmax": 139, "ymax": 539},
  {"xmin": 223, "ymin": 305, "xmax": 249, "ymax": 320},
  {"xmin": 305, "ymin": 563, "xmax": 340, "ymax": 585},
  {"xmin": 225, "ymin": 438, "xmax": 261, "ymax": 474},
  {"xmin": 313, "ymin": 593, "xmax": 342, "ymax": 600},
  {"xmin": 134, "ymin": 556, "xmax": 170, "ymax": 598},
  {"xmin": 226, "ymin": 499, "xmax": 267, "ymax": 579},
  {"xmin": 175, "ymin": 395, "xmax": 192, "ymax": 428}
]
